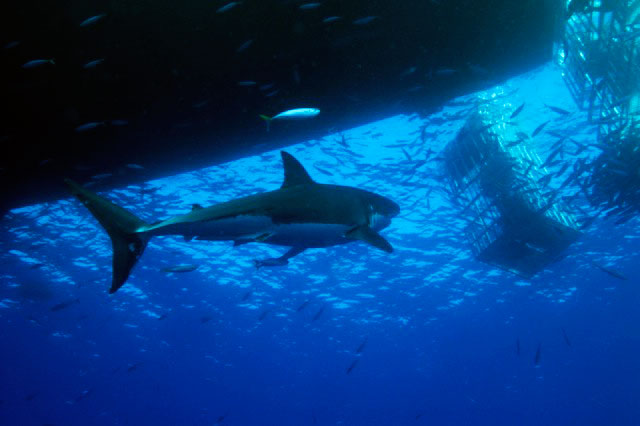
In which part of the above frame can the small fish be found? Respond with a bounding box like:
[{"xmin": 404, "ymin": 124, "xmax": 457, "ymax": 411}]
[
  {"xmin": 356, "ymin": 337, "xmax": 368, "ymax": 353},
  {"xmin": 126, "ymin": 163, "xmax": 144, "ymax": 170},
  {"xmin": 161, "ymin": 264, "xmax": 198, "ymax": 273},
  {"xmin": 83, "ymin": 59, "xmax": 104, "ymax": 69},
  {"xmin": 510, "ymin": 102, "xmax": 525, "ymax": 119},
  {"xmin": 296, "ymin": 300, "xmax": 310, "ymax": 312},
  {"xmin": 158, "ymin": 313, "xmax": 168, "ymax": 320},
  {"xmin": 353, "ymin": 16, "xmax": 378, "ymax": 25},
  {"xmin": 75, "ymin": 122, "xmax": 105, "ymax": 132},
  {"xmin": 546, "ymin": 130, "xmax": 566, "ymax": 138},
  {"xmin": 241, "ymin": 289, "xmax": 252, "ymax": 301},
  {"xmin": 561, "ymin": 328, "xmax": 572, "ymax": 347},
  {"xmin": 531, "ymin": 120, "xmax": 551, "ymax": 138},
  {"xmin": 537, "ymin": 174, "xmax": 552, "ymax": 187},
  {"xmin": 22, "ymin": 59, "xmax": 55, "ymax": 68},
  {"xmin": 312, "ymin": 305, "xmax": 325, "ymax": 321},
  {"xmin": 545, "ymin": 104, "xmax": 571, "ymax": 115},
  {"xmin": 551, "ymin": 136, "xmax": 568, "ymax": 150},
  {"xmin": 346, "ymin": 358, "xmax": 359, "ymax": 374},
  {"xmin": 200, "ymin": 316, "xmax": 213, "ymax": 323},
  {"xmin": 572, "ymin": 142, "xmax": 588, "ymax": 156},
  {"xmin": 314, "ymin": 165, "xmax": 332, "ymax": 176},
  {"xmin": 555, "ymin": 162, "xmax": 570, "ymax": 176},
  {"xmin": 80, "ymin": 14, "xmax": 106, "ymax": 27},
  {"xmin": 215, "ymin": 412, "xmax": 229, "ymax": 424},
  {"xmin": 126, "ymin": 362, "xmax": 141, "ymax": 373},
  {"xmin": 258, "ymin": 309, "xmax": 269, "ymax": 321},
  {"xmin": 534, "ymin": 343, "xmax": 541, "ymax": 366},
  {"xmin": 434, "ymin": 68, "xmax": 458, "ymax": 77},
  {"xmin": 541, "ymin": 147, "xmax": 563, "ymax": 168},
  {"xmin": 74, "ymin": 388, "xmax": 92, "ymax": 403},
  {"xmin": 299, "ymin": 3, "xmax": 321, "ymax": 10},
  {"xmin": 322, "ymin": 16, "xmax": 341, "ymax": 24},
  {"xmin": 236, "ymin": 39, "xmax": 253, "ymax": 53},
  {"xmin": 259, "ymin": 108, "xmax": 320, "ymax": 131},
  {"xmin": 50, "ymin": 298, "xmax": 80, "ymax": 312},
  {"xmin": 237, "ymin": 80, "xmax": 257, "ymax": 86},
  {"xmin": 3, "ymin": 41, "xmax": 20, "ymax": 49},
  {"xmin": 399, "ymin": 66, "xmax": 417, "ymax": 78},
  {"xmin": 91, "ymin": 173, "xmax": 112, "ymax": 180},
  {"xmin": 590, "ymin": 261, "xmax": 627, "ymax": 280},
  {"xmin": 217, "ymin": 2, "xmax": 241, "ymax": 13}
]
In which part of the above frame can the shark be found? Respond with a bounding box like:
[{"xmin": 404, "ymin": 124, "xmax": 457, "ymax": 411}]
[{"xmin": 65, "ymin": 151, "xmax": 399, "ymax": 294}]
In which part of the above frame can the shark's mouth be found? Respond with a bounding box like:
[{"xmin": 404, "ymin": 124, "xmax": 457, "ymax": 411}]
[{"xmin": 368, "ymin": 211, "xmax": 391, "ymax": 231}]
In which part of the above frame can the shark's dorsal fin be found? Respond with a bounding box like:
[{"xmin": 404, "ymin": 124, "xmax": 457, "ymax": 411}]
[
  {"xmin": 192, "ymin": 204, "xmax": 203, "ymax": 211},
  {"xmin": 281, "ymin": 151, "xmax": 314, "ymax": 188},
  {"xmin": 345, "ymin": 226, "xmax": 393, "ymax": 253}
]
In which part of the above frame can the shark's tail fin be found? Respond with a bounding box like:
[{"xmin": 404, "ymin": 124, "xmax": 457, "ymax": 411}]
[{"xmin": 64, "ymin": 179, "xmax": 150, "ymax": 294}]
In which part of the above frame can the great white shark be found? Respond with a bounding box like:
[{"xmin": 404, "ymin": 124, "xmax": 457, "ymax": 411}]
[{"xmin": 65, "ymin": 151, "xmax": 399, "ymax": 294}]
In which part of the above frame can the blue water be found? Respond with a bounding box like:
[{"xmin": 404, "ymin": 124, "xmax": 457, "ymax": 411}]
[{"xmin": 1, "ymin": 63, "xmax": 639, "ymax": 425}]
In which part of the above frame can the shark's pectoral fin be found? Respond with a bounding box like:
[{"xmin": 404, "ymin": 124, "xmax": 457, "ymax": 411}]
[
  {"xmin": 254, "ymin": 246, "xmax": 306, "ymax": 269},
  {"xmin": 345, "ymin": 226, "xmax": 393, "ymax": 253}
]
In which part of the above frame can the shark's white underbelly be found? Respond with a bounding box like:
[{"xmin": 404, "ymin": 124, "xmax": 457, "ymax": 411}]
[
  {"xmin": 150, "ymin": 215, "xmax": 353, "ymax": 248},
  {"xmin": 265, "ymin": 222, "xmax": 352, "ymax": 247}
]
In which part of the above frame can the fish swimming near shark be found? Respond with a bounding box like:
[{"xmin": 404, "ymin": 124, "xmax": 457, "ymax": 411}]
[
  {"xmin": 65, "ymin": 151, "xmax": 399, "ymax": 294},
  {"xmin": 311, "ymin": 305, "xmax": 325, "ymax": 322},
  {"xmin": 50, "ymin": 298, "xmax": 80, "ymax": 312},
  {"xmin": 534, "ymin": 343, "xmax": 542, "ymax": 366},
  {"xmin": 346, "ymin": 358, "xmax": 359, "ymax": 374},
  {"xmin": 356, "ymin": 337, "xmax": 368, "ymax": 354},
  {"xmin": 296, "ymin": 300, "xmax": 310, "ymax": 312},
  {"xmin": 259, "ymin": 108, "xmax": 320, "ymax": 131},
  {"xmin": 161, "ymin": 264, "xmax": 199, "ymax": 273}
]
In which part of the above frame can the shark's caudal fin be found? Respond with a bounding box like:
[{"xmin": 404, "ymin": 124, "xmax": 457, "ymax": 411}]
[{"xmin": 65, "ymin": 179, "xmax": 150, "ymax": 294}]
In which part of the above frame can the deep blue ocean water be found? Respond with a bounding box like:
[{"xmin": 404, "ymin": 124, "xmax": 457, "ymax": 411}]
[{"xmin": 1, "ymin": 63, "xmax": 639, "ymax": 425}]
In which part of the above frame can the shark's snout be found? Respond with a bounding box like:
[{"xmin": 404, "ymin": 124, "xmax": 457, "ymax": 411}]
[
  {"xmin": 368, "ymin": 196, "xmax": 399, "ymax": 231},
  {"xmin": 375, "ymin": 196, "xmax": 400, "ymax": 218},
  {"xmin": 386, "ymin": 200, "xmax": 400, "ymax": 217}
]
